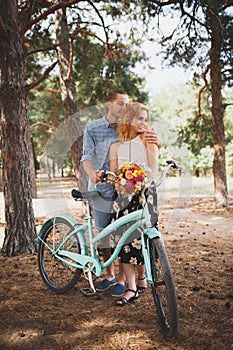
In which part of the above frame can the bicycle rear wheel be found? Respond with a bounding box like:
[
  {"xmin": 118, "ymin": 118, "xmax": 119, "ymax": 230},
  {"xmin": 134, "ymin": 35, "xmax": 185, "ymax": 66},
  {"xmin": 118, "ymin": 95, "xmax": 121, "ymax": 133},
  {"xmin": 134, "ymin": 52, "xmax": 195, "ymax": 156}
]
[
  {"xmin": 149, "ymin": 238, "xmax": 178, "ymax": 337},
  {"xmin": 38, "ymin": 217, "xmax": 82, "ymax": 294}
]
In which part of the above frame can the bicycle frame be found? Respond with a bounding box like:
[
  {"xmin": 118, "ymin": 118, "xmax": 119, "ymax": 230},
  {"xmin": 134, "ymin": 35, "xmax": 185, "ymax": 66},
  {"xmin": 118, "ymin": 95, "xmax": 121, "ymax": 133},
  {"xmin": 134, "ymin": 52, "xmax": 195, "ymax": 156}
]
[{"xmin": 37, "ymin": 199, "xmax": 162, "ymax": 285}]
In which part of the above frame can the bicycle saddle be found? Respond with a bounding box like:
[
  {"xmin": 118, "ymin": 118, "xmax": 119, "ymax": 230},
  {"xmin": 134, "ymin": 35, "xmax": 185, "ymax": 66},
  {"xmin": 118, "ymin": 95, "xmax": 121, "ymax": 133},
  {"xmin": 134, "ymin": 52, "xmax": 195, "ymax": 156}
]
[{"xmin": 71, "ymin": 189, "xmax": 100, "ymax": 200}]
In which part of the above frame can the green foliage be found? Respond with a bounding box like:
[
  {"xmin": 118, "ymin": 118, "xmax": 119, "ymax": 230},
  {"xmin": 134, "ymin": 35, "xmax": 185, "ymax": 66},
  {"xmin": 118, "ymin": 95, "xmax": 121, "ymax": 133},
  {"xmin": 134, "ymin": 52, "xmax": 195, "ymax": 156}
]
[
  {"xmin": 22, "ymin": 1, "xmax": 151, "ymax": 167},
  {"xmin": 73, "ymin": 35, "xmax": 148, "ymax": 108},
  {"xmin": 193, "ymin": 147, "xmax": 213, "ymax": 173},
  {"xmin": 177, "ymin": 86, "xmax": 233, "ymax": 157},
  {"xmin": 28, "ymin": 84, "xmax": 63, "ymax": 161},
  {"xmin": 178, "ymin": 113, "xmax": 214, "ymax": 156},
  {"xmin": 150, "ymin": 82, "xmax": 233, "ymax": 173}
]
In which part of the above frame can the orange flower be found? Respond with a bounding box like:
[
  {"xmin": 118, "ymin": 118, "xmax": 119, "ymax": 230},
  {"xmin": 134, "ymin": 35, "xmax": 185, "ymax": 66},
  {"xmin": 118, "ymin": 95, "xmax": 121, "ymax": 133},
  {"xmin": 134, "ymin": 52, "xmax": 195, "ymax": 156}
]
[{"xmin": 125, "ymin": 170, "xmax": 133, "ymax": 179}]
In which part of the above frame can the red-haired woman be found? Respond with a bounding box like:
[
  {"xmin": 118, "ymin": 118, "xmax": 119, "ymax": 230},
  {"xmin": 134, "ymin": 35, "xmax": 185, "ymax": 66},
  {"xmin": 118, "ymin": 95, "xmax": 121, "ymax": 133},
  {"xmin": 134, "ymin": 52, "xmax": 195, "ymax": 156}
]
[{"xmin": 109, "ymin": 102, "xmax": 161, "ymax": 306}]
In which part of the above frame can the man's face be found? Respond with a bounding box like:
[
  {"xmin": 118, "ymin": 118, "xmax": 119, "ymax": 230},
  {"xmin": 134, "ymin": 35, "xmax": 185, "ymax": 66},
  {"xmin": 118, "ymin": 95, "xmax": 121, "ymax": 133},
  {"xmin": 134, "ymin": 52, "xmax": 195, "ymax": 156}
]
[{"xmin": 107, "ymin": 94, "xmax": 129, "ymax": 122}]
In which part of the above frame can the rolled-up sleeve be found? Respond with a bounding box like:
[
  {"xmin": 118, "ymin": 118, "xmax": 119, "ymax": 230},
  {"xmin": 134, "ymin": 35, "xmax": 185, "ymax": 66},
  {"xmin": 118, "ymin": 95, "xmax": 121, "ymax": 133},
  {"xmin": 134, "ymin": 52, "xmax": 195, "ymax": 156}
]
[
  {"xmin": 81, "ymin": 127, "xmax": 95, "ymax": 163},
  {"xmin": 81, "ymin": 116, "xmax": 118, "ymax": 170}
]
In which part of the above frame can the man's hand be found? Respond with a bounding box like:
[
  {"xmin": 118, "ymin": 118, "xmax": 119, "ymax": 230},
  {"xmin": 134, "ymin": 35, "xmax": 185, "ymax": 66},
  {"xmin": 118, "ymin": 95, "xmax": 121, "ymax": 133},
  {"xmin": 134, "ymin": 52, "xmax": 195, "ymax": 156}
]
[
  {"xmin": 83, "ymin": 160, "xmax": 105, "ymax": 184},
  {"xmin": 144, "ymin": 129, "xmax": 162, "ymax": 150},
  {"xmin": 90, "ymin": 169, "xmax": 105, "ymax": 184}
]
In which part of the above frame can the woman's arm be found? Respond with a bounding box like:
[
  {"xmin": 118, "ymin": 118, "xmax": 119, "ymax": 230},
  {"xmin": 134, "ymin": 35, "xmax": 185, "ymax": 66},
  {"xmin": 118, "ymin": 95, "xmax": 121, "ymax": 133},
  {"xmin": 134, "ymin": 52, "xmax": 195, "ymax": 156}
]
[
  {"xmin": 146, "ymin": 143, "xmax": 159, "ymax": 175},
  {"xmin": 141, "ymin": 131, "xmax": 159, "ymax": 175},
  {"xmin": 109, "ymin": 142, "xmax": 120, "ymax": 172}
]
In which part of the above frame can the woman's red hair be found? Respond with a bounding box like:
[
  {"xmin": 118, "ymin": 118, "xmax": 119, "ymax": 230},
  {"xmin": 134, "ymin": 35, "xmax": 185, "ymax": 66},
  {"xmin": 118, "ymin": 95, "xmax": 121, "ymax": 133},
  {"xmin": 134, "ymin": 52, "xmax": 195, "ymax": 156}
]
[{"xmin": 118, "ymin": 102, "xmax": 150, "ymax": 142}]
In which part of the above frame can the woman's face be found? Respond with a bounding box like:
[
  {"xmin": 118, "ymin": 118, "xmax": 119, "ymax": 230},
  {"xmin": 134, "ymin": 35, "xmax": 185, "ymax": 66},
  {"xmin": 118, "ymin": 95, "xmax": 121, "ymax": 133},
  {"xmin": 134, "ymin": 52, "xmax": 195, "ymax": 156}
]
[{"xmin": 130, "ymin": 109, "xmax": 149, "ymax": 133}]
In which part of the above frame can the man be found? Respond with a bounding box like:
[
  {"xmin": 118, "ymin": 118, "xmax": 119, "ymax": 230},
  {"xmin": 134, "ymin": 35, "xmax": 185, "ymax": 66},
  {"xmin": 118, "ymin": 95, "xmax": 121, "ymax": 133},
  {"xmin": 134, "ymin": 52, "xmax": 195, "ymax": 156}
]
[{"xmin": 81, "ymin": 89, "xmax": 129, "ymax": 296}]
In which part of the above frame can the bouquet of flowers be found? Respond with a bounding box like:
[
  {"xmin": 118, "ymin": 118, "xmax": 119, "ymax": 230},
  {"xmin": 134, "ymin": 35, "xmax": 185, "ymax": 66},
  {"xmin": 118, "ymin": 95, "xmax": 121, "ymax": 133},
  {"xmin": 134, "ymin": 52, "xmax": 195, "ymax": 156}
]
[{"xmin": 114, "ymin": 162, "xmax": 148, "ymax": 198}]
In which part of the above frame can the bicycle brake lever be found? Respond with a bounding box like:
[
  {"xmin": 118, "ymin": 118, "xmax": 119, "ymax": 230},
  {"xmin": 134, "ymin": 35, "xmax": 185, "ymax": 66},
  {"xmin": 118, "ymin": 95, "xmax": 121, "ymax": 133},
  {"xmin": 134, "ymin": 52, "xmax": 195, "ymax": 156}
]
[{"xmin": 166, "ymin": 159, "xmax": 182, "ymax": 171}]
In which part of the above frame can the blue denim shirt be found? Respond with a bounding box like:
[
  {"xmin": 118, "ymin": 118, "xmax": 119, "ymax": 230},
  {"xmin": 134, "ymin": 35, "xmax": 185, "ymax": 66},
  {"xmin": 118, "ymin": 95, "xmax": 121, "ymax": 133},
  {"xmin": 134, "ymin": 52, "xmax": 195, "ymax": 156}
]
[{"xmin": 81, "ymin": 115, "xmax": 118, "ymax": 192}]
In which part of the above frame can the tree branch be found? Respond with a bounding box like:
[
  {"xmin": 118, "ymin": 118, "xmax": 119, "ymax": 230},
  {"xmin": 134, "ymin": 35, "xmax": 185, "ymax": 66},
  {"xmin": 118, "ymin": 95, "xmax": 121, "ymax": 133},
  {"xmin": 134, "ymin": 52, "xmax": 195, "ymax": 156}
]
[
  {"xmin": 150, "ymin": 0, "xmax": 180, "ymax": 5},
  {"xmin": 86, "ymin": 0, "xmax": 109, "ymax": 45},
  {"xmin": 20, "ymin": 0, "xmax": 83, "ymax": 36},
  {"xmin": 71, "ymin": 28, "xmax": 106, "ymax": 45},
  {"xmin": 43, "ymin": 88, "xmax": 61, "ymax": 94},
  {"xmin": 26, "ymin": 61, "xmax": 58, "ymax": 91},
  {"xmin": 43, "ymin": 88, "xmax": 60, "ymax": 123},
  {"xmin": 67, "ymin": 39, "xmax": 73, "ymax": 80},
  {"xmin": 30, "ymin": 121, "xmax": 52, "ymax": 129},
  {"xmin": 194, "ymin": 64, "xmax": 210, "ymax": 122},
  {"xmin": 150, "ymin": 0, "xmax": 207, "ymax": 28},
  {"xmin": 27, "ymin": 44, "xmax": 58, "ymax": 55}
]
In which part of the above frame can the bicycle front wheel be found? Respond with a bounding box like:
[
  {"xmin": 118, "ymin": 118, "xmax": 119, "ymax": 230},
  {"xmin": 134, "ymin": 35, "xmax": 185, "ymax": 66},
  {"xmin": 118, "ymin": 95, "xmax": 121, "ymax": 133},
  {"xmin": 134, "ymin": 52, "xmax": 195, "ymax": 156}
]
[
  {"xmin": 149, "ymin": 238, "xmax": 178, "ymax": 337},
  {"xmin": 38, "ymin": 217, "xmax": 82, "ymax": 294}
]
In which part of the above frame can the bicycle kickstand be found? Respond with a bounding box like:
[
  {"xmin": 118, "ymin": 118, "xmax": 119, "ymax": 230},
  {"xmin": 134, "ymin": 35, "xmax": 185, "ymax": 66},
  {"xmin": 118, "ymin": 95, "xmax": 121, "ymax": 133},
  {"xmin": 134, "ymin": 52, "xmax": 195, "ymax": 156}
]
[{"xmin": 80, "ymin": 268, "xmax": 97, "ymax": 297}]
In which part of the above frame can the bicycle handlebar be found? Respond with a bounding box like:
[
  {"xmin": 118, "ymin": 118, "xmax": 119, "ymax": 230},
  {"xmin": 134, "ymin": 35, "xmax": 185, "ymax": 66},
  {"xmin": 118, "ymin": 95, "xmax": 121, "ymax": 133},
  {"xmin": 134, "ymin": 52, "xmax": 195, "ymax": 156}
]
[
  {"xmin": 72, "ymin": 160, "xmax": 182, "ymax": 200},
  {"xmin": 165, "ymin": 159, "xmax": 180, "ymax": 169},
  {"xmin": 152, "ymin": 160, "xmax": 182, "ymax": 188},
  {"xmin": 100, "ymin": 159, "xmax": 182, "ymax": 188}
]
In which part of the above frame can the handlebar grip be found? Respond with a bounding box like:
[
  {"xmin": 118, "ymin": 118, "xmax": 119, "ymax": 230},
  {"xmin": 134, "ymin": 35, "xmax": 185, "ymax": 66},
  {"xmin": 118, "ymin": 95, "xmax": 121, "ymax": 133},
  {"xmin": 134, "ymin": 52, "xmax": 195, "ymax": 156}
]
[
  {"xmin": 100, "ymin": 171, "xmax": 116, "ymax": 185},
  {"xmin": 166, "ymin": 160, "xmax": 179, "ymax": 169}
]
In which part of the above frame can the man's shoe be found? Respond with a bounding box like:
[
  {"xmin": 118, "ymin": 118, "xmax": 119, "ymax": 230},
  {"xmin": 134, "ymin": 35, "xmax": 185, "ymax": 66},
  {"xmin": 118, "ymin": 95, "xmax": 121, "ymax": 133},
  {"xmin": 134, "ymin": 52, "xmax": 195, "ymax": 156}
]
[
  {"xmin": 112, "ymin": 283, "xmax": 127, "ymax": 297},
  {"xmin": 96, "ymin": 278, "xmax": 116, "ymax": 291}
]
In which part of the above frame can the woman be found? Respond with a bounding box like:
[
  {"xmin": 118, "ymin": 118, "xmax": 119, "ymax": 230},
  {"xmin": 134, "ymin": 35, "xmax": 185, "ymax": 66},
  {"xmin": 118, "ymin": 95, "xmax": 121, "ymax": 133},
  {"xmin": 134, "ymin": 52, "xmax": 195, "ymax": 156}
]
[{"xmin": 109, "ymin": 102, "xmax": 159, "ymax": 306}]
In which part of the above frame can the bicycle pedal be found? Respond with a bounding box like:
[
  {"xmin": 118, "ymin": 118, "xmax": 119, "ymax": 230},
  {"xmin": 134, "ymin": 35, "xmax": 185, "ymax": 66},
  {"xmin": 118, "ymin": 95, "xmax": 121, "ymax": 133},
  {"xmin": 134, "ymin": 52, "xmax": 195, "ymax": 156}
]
[{"xmin": 80, "ymin": 287, "xmax": 96, "ymax": 297}]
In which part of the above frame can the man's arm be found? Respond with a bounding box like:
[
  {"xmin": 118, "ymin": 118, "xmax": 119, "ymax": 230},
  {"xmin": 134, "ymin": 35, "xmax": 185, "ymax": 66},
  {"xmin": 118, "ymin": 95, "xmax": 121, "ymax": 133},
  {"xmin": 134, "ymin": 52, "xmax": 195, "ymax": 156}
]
[
  {"xmin": 82, "ymin": 159, "xmax": 103, "ymax": 184},
  {"xmin": 144, "ymin": 130, "xmax": 162, "ymax": 150}
]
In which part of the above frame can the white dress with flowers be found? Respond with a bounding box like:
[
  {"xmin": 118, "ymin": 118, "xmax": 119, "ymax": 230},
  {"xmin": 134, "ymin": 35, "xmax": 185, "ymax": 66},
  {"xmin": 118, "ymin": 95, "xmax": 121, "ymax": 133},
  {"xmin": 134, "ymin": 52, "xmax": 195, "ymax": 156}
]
[
  {"xmin": 111, "ymin": 135, "xmax": 152, "ymax": 265},
  {"xmin": 117, "ymin": 135, "xmax": 149, "ymax": 171}
]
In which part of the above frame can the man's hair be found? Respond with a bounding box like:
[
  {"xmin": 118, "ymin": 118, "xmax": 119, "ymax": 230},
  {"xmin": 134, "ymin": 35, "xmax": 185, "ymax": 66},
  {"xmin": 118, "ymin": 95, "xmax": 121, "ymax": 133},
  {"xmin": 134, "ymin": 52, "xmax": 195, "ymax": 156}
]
[{"xmin": 106, "ymin": 89, "xmax": 128, "ymax": 102}]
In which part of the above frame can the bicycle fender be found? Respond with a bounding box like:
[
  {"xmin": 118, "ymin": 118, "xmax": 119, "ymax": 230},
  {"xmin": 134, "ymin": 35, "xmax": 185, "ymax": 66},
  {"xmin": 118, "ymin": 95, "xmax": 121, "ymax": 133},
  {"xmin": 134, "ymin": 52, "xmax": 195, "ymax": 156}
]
[
  {"xmin": 37, "ymin": 214, "xmax": 88, "ymax": 252},
  {"xmin": 144, "ymin": 227, "xmax": 162, "ymax": 239}
]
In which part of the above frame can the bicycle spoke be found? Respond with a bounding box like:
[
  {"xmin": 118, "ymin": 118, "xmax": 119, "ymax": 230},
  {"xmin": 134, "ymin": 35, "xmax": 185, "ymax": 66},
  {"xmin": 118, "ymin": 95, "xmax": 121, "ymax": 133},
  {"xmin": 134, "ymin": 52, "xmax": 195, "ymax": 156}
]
[
  {"xmin": 38, "ymin": 217, "xmax": 82, "ymax": 294},
  {"xmin": 149, "ymin": 238, "xmax": 178, "ymax": 337}
]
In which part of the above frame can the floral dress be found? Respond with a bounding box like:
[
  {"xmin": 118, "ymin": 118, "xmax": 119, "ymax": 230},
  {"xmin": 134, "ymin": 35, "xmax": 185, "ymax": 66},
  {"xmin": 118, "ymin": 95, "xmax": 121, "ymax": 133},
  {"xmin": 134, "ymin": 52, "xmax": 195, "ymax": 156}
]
[
  {"xmin": 110, "ymin": 135, "xmax": 157, "ymax": 265},
  {"xmin": 111, "ymin": 191, "xmax": 145, "ymax": 265}
]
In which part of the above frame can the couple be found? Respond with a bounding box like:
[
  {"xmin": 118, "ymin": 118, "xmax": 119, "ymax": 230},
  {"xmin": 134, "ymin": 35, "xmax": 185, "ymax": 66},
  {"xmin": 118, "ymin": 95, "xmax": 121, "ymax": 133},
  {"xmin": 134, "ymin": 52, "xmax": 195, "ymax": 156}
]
[{"xmin": 81, "ymin": 89, "xmax": 161, "ymax": 306}]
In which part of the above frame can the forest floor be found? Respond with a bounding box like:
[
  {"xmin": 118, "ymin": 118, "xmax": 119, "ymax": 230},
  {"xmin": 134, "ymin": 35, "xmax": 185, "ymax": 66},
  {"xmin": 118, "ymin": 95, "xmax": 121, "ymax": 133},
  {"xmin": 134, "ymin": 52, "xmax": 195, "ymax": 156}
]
[{"xmin": 0, "ymin": 176, "xmax": 232, "ymax": 350}]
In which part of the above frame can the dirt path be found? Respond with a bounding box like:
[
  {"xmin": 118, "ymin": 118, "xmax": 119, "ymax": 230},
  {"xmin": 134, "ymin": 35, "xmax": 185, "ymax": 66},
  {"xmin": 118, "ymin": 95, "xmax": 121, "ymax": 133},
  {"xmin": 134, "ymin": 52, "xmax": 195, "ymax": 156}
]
[{"xmin": 0, "ymin": 179, "xmax": 232, "ymax": 350}]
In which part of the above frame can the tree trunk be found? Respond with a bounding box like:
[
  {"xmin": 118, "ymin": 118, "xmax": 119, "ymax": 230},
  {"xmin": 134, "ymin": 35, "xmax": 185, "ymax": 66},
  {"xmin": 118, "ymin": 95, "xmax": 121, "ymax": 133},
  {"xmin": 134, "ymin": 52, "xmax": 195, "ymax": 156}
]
[
  {"xmin": 207, "ymin": 1, "xmax": 228, "ymax": 207},
  {"xmin": 0, "ymin": 0, "xmax": 37, "ymax": 256},
  {"xmin": 28, "ymin": 133, "xmax": 37, "ymax": 198},
  {"xmin": 55, "ymin": 4, "xmax": 88, "ymax": 190}
]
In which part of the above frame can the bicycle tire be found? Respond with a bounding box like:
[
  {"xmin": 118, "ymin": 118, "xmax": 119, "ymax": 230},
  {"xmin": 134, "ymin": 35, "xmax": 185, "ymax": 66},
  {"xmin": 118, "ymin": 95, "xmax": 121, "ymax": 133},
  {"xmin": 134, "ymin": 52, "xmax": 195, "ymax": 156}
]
[
  {"xmin": 38, "ymin": 216, "xmax": 82, "ymax": 294},
  {"xmin": 149, "ymin": 237, "xmax": 178, "ymax": 337}
]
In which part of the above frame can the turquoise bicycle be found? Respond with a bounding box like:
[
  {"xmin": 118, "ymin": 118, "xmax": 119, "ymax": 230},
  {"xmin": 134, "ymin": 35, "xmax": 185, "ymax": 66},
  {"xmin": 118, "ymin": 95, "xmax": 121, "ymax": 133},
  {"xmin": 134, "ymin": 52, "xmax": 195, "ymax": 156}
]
[{"xmin": 37, "ymin": 160, "xmax": 179, "ymax": 337}]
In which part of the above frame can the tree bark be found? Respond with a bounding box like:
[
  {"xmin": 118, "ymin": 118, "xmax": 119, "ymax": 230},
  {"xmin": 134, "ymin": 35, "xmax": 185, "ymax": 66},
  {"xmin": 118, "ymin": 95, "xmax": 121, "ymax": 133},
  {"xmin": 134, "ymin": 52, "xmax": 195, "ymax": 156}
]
[
  {"xmin": 207, "ymin": 1, "xmax": 228, "ymax": 207},
  {"xmin": 0, "ymin": 0, "xmax": 37, "ymax": 256},
  {"xmin": 28, "ymin": 133, "xmax": 37, "ymax": 198},
  {"xmin": 55, "ymin": 4, "xmax": 88, "ymax": 190}
]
